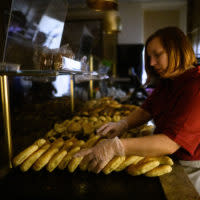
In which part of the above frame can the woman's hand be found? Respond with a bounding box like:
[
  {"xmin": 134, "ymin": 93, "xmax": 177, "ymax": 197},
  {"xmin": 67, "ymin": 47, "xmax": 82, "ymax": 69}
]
[
  {"xmin": 96, "ymin": 120, "xmax": 128, "ymax": 138},
  {"xmin": 74, "ymin": 137, "xmax": 125, "ymax": 173}
]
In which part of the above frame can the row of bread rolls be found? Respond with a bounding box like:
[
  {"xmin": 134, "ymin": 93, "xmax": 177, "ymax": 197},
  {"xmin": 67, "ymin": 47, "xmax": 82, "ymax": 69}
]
[
  {"xmin": 44, "ymin": 115, "xmax": 154, "ymax": 142},
  {"xmin": 40, "ymin": 97, "xmax": 154, "ymax": 141},
  {"xmin": 13, "ymin": 98, "xmax": 157, "ymax": 174},
  {"xmin": 127, "ymin": 156, "xmax": 173, "ymax": 177},
  {"xmin": 12, "ymin": 135, "xmax": 100, "ymax": 172},
  {"xmin": 78, "ymin": 97, "xmax": 137, "ymax": 118},
  {"xmin": 12, "ymin": 135, "xmax": 173, "ymax": 177}
]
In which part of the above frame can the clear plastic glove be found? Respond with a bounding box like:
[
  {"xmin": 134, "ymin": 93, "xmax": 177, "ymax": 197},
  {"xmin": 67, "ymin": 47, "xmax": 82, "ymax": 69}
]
[
  {"xmin": 74, "ymin": 137, "xmax": 125, "ymax": 174},
  {"xmin": 96, "ymin": 119, "xmax": 128, "ymax": 138}
]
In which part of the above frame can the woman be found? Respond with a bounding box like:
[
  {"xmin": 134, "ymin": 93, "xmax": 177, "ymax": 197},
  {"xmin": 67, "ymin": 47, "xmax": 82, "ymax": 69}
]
[{"xmin": 75, "ymin": 27, "xmax": 200, "ymax": 194}]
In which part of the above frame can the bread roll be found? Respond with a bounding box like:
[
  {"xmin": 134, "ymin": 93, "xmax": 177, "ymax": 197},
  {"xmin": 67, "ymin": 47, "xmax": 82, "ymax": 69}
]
[
  {"xmin": 155, "ymin": 156, "xmax": 174, "ymax": 166},
  {"xmin": 32, "ymin": 138, "xmax": 64, "ymax": 171},
  {"xmin": 20, "ymin": 143, "xmax": 50, "ymax": 172},
  {"xmin": 103, "ymin": 156, "xmax": 126, "ymax": 175},
  {"xmin": 13, "ymin": 138, "xmax": 46, "ymax": 167},
  {"xmin": 115, "ymin": 155, "xmax": 144, "ymax": 172},
  {"xmin": 145, "ymin": 165, "xmax": 172, "ymax": 177},
  {"xmin": 68, "ymin": 156, "xmax": 83, "ymax": 173},
  {"xmin": 127, "ymin": 160, "xmax": 160, "ymax": 176},
  {"xmin": 72, "ymin": 140, "xmax": 85, "ymax": 148},
  {"xmin": 46, "ymin": 139, "xmax": 74, "ymax": 172},
  {"xmin": 58, "ymin": 146, "xmax": 80, "ymax": 170}
]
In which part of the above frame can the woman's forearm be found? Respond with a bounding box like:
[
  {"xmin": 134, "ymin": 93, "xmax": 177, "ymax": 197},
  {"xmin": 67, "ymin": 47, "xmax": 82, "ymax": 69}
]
[
  {"xmin": 124, "ymin": 107, "xmax": 152, "ymax": 130},
  {"xmin": 120, "ymin": 134, "xmax": 180, "ymax": 157}
]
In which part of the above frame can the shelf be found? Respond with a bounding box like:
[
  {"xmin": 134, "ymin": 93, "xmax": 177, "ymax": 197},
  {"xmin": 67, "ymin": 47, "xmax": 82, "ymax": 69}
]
[
  {"xmin": 75, "ymin": 74, "xmax": 109, "ymax": 83},
  {"xmin": 0, "ymin": 68, "xmax": 110, "ymax": 80},
  {"xmin": 0, "ymin": 69, "xmax": 84, "ymax": 76}
]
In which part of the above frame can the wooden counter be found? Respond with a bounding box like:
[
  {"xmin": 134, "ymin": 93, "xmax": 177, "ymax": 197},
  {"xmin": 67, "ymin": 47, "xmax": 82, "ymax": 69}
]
[
  {"xmin": 160, "ymin": 163, "xmax": 200, "ymax": 200},
  {"xmin": 0, "ymin": 162, "xmax": 199, "ymax": 200}
]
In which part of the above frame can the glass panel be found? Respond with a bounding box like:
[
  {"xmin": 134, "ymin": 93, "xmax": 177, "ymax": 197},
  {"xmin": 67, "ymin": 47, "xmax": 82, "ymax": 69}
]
[
  {"xmin": 3, "ymin": 0, "xmax": 69, "ymax": 70},
  {"xmin": 191, "ymin": 28, "xmax": 200, "ymax": 64}
]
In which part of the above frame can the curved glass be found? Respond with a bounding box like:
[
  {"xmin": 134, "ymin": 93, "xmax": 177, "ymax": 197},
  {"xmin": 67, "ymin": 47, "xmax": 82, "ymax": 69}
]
[{"xmin": 3, "ymin": 0, "xmax": 69, "ymax": 71}]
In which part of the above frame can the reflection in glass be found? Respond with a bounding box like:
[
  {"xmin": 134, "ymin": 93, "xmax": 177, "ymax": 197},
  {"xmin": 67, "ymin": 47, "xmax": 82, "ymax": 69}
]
[
  {"xmin": 2, "ymin": 0, "xmax": 71, "ymax": 99},
  {"xmin": 37, "ymin": 15, "xmax": 64, "ymax": 49},
  {"xmin": 4, "ymin": 0, "xmax": 68, "ymax": 69},
  {"xmin": 52, "ymin": 75, "xmax": 71, "ymax": 97}
]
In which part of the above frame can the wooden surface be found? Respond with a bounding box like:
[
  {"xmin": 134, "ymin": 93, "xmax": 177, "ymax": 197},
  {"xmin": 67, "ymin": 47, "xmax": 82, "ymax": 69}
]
[{"xmin": 160, "ymin": 162, "xmax": 200, "ymax": 200}]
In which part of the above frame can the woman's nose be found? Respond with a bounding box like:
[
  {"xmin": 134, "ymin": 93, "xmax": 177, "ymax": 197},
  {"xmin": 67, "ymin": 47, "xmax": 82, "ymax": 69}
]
[{"xmin": 150, "ymin": 57, "xmax": 157, "ymax": 66}]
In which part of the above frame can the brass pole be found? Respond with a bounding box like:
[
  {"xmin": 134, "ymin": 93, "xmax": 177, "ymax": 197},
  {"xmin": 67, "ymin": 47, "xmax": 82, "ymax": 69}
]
[
  {"xmin": 70, "ymin": 74, "xmax": 74, "ymax": 112},
  {"xmin": 87, "ymin": 0, "xmax": 118, "ymax": 11},
  {"xmin": 0, "ymin": 75, "xmax": 13, "ymax": 168},
  {"xmin": 89, "ymin": 55, "xmax": 94, "ymax": 99},
  {"xmin": 112, "ymin": 62, "xmax": 117, "ymax": 78}
]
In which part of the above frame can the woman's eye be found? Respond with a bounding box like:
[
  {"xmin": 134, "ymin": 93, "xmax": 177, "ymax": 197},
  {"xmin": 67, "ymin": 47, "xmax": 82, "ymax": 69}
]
[
  {"xmin": 154, "ymin": 51, "xmax": 164, "ymax": 58},
  {"xmin": 155, "ymin": 53, "xmax": 161, "ymax": 58}
]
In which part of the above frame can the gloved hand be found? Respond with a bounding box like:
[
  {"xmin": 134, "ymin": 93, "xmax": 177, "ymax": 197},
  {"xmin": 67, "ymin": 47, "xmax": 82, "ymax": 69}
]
[
  {"xmin": 97, "ymin": 119, "xmax": 128, "ymax": 138},
  {"xmin": 74, "ymin": 137, "xmax": 125, "ymax": 173}
]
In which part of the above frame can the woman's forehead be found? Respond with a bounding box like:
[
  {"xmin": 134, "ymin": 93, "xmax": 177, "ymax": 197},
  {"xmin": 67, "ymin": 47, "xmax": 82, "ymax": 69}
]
[{"xmin": 147, "ymin": 37, "xmax": 164, "ymax": 53}]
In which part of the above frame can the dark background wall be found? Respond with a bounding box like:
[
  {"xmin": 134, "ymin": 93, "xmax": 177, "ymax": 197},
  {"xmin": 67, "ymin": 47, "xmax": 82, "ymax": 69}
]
[
  {"xmin": 187, "ymin": 0, "xmax": 200, "ymax": 64},
  {"xmin": 117, "ymin": 44, "xmax": 144, "ymax": 81},
  {"xmin": 0, "ymin": 0, "xmax": 12, "ymax": 61},
  {"xmin": 187, "ymin": 0, "xmax": 200, "ymax": 32}
]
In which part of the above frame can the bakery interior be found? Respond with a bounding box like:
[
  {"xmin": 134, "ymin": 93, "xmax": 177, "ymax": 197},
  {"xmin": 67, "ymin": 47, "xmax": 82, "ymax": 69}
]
[{"xmin": 0, "ymin": 0, "xmax": 200, "ymax": 199}]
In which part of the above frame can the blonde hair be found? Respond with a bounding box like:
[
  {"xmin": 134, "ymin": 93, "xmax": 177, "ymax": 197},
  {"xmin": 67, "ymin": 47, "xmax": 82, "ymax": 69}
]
[{"xmin": 145, "ymin": 27, "xmax": 197, "ymax": 85}]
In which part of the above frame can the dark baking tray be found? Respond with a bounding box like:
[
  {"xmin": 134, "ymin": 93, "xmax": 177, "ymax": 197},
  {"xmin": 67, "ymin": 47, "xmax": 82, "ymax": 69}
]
[{"xmin": 0, "ymin": 168, "xmax": 167, "ymax": 200}]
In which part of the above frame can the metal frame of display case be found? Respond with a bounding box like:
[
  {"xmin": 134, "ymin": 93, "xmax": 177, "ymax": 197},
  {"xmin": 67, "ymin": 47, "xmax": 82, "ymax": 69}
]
[
  {"xmin": 0, "ymin": 0, "xmax": 108, "ymax": 174},
  {"xmin": 0, "ymin": 75, "xmax": 13, "ymax": 168},
  {"xmin": 89, "ymin": 55, "xmax": 94, "ymax": 99},
  {"xmin": 0, "ymin": 66, "xmax": 108, "ymax": 169},
  {"xmin": 0, "ymin": 68, "xmax": 78, "ymax": 169}
]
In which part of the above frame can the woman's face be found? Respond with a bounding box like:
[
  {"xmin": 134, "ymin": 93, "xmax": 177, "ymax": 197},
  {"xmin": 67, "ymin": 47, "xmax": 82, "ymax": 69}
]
[{"xmin": 147, "ymin": 37, "xmax": 168, "ymax": 77}]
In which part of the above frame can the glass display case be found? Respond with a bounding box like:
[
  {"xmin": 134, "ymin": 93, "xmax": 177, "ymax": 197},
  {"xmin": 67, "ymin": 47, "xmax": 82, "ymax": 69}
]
[
  {"xmin": 0, "ymin": 0, "xmax": 74, "ymax": 175},
  {"xmin": 0, "ymin": 0, "xmax": 111, "ymax": 177},
  {"xmin": 0, "ymin": 1, "xmax": 168, "ymax": 199},
  {"xmin": 1, "ymin": 1, "xmax": 199, "ymax": 200}
]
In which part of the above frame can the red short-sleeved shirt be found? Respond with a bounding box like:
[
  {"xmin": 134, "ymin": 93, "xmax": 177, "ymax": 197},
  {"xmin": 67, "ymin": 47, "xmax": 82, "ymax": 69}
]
[{"xmin": 141, "ymin": 67, "xmax": 200, "ymax": 160}]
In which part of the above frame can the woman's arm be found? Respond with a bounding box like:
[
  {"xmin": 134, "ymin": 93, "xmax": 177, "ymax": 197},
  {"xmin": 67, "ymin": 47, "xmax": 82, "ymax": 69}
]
[
  {"xmin": 124, "ymin": 106, "xmax": 152, "ymax": 129},
  {"xmin": 121, "ymin": 134, "xmax": 180, "ymax": 157}
]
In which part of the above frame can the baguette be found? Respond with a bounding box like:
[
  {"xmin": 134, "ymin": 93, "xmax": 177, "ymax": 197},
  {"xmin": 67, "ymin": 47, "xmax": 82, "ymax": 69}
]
[
  {"xmin": 13, "ymin": 138, "xmax": 46, "ymax": 167},
  {"xmin": 143, "ymin": 156, "xmax": 174, "ymax": 166},
  {"xmin": 145, "ymin": 165, "xmax": 172, "ymax": 177},
  {"xmin": 115, "ymin": 155, "xmax": 144, "ymax": 172},
  {"xmin": 46, "ymin": 139, "xmax": 75, "ymax": 172},
  {"xmin": 127, "ymin": 160, "xmax": 160, "ymax": 176},
  {"xmin": 58, "ymin": 146, "xmax": 81, "ymax": 170},
  {"xmin": 83, "ymin": 135, "xmax": 101, "ymax": 148},
  {"xmin": 68, "ymin": 156, "xmax": 83, "ymax": 173},
  {"xmin": 32, "ymin": 138, "xmax": 64, "ymax": 171},
  {"xmin": 20, "ymin": 143, "xmax": 50, "ymax": 172},
  {"xmin": 72, "ymin": 140, "xmax": 85, "ymax": 148},
  {"xmin": 103, "ymin": 156, "xmax": 126, "ymax": 175}
]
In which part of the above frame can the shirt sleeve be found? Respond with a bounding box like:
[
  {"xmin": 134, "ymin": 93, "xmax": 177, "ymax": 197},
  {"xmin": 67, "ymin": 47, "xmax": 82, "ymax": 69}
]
[{"xmin": 162, "ymin": 81, "xmax": 200, "ymax": 156}]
